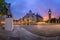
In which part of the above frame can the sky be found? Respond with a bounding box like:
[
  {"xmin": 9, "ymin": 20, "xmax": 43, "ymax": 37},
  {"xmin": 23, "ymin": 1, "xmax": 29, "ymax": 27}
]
[{"xmin": 5, "ymin": 0, "xmax": 60, "ymax": 20}]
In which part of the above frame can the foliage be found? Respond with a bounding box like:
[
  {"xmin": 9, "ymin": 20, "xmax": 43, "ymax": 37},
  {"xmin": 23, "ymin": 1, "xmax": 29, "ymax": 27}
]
[
  {"xmin": 50, "ymin": 18, "xmax": 57, "ymax": 23},
  {"xmin": 0, "ymin": 0, "xmax": 6, "ymax": 16}
]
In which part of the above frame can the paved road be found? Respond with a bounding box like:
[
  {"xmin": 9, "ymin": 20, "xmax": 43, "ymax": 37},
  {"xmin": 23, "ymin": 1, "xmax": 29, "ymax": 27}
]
[
  {"xmin": 12, "ymin": 25, "xmax": 60, "ymax": 40},
  {"xmin": 0, "ymin": 24, "xmax": 60, "ymax": 40},
  {"xmin": 21, "ymin": 25, "xmax": 60, "ymax": 37}
]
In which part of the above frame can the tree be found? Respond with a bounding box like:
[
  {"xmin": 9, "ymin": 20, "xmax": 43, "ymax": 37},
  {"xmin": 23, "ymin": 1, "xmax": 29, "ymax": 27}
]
[
  {"xmin": 0, "ymin": 0, "xmax": 6, "ymax": 27},
  {"xmin": 50, "ymin": 18, "xmax": 57, "ymax": 23},
  {"xmin": 0, "ymin": 0, "xmax": 6, "ymax": 16}
]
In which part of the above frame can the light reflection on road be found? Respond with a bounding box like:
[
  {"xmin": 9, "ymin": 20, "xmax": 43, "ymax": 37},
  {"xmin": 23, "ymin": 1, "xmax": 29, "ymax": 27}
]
[
  {"xmin": 12, "ymin": 24, "xmax": 60, "ymax": 40},
  {"xmin": 21, "ymin": 24, "xmax": 60, "ymax": 37}
]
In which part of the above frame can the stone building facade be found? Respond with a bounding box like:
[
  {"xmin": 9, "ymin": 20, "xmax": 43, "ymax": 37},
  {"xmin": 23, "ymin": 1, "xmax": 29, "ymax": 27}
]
[{"xmin": 20, "ymin": 10, "xmax": 43, "ymax": 24}]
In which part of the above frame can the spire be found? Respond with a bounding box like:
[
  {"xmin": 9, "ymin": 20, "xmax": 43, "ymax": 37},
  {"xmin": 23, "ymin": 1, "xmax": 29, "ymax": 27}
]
[
  {"xmin": 29, "ymin": 10, "xmax": 32, "ymax": 13},
  {"xmin": 36, "ymin": 13, "xmax": 43, "ymax": 18},
  {"xmin": 48, "ymin": 9, "xmax": 51, "ymax": 12}
]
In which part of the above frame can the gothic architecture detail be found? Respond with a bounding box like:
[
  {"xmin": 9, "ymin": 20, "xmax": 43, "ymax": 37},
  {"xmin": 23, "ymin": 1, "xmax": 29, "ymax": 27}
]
[
  {"xmin": 36, "ymin": 13, "xmax": 43, "ymax": 22},
  {"xmin": 20, "ymin": 10, "xmax": 43, "ymax": 24}
]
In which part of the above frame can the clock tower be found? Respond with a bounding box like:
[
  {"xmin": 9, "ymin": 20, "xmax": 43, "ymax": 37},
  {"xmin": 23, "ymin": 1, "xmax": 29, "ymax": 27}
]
[{"xmin": 48, "ymin": 9, "xmax": 52, "ymax": 23}]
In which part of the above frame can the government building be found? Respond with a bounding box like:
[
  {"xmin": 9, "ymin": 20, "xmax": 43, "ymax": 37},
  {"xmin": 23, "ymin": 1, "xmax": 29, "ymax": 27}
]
[{"xmin": 19, "ymin": 10, "xmax": 43, "ymax": 25}]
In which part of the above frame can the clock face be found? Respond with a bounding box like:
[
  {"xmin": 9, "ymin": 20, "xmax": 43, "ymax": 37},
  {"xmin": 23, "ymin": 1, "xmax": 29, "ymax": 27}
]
[{"xmin": 49, "ymin": 12, "xmax": 51, "ymax": 14}]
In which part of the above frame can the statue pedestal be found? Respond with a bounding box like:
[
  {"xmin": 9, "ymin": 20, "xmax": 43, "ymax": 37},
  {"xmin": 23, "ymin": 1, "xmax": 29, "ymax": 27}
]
[{"xmin": 5, "ymin": 18, "xmax": 13, "ymax": 31}]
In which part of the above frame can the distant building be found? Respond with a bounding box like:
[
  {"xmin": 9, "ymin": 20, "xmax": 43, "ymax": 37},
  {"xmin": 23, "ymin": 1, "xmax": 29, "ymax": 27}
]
[
  {"xmin": 48, "ymin": 9, "xmax": 52, "ymax": 23},
  {"xmin": 20, "ymin": 10, "xmax": 43, "ymax": 24},
  {"xmin": 47, "ymin": 9, "xmax": 60, "ymax": 24},
  {"xmin": 36, "ymin": 13, "xmax": 43, "ymax": 22}
]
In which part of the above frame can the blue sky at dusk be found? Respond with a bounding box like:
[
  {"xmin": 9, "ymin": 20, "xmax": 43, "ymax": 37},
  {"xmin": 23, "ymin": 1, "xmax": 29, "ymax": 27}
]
[{"xmin": 5, "ymin": 0, "xmax": 60, "ymax": 20}]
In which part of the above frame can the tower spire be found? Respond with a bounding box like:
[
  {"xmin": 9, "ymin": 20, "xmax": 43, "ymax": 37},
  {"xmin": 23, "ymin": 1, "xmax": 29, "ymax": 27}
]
[{"xmin": 29, "ymin": 10, "xmax": 32, "ymax": 13}]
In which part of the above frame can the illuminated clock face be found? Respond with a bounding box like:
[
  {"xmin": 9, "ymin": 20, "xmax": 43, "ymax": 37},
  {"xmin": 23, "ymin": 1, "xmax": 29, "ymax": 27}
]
[{"xmin": 49, "ymin": 12, "xmax": 51, "ymax": 14}]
